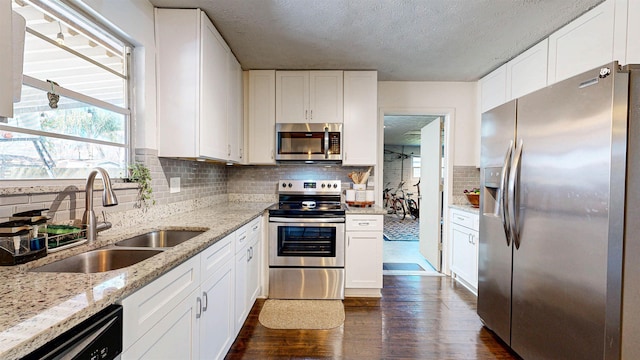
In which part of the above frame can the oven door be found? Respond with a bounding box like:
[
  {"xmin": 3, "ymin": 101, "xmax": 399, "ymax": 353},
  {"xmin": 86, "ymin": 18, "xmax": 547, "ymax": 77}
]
[{"xmin": 269, "ymin": 218, "xmax": 345, "ymax": 267}]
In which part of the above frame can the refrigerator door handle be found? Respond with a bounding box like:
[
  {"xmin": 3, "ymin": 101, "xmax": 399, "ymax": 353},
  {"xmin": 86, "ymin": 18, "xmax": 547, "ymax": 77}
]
[
  {"xmin": 500, "ymin": 141, "xmax": 514, "ymax": 246},
  {"xmin": 508, "ymin": 139, "xmax": 524, "ymax": 249}
]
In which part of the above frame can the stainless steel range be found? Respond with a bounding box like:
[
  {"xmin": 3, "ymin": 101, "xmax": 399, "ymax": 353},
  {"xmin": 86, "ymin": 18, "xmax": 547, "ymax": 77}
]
[{"xmin": 268, "ymin": 179, "xmax": 346, "ymax": 299}]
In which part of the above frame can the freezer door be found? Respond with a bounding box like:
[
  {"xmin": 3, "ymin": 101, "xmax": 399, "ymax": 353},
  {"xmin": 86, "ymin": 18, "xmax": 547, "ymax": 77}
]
[
  {"xmin": 478, "ymin": 100, "xmax": 516, "ymax": 344},
  {"xmin": 510, "ymin": 63, "xmax": 627, "ymax": 359}
]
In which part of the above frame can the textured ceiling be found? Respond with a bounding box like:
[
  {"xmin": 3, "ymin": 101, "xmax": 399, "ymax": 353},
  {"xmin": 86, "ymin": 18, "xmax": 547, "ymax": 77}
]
[
  {"xmin": 384, "ymin": 115, "xmax": 440, "ymax": 146},
  {"xmin": 148, "ymin": 0, "xmax": 604, "ymax": 81}
]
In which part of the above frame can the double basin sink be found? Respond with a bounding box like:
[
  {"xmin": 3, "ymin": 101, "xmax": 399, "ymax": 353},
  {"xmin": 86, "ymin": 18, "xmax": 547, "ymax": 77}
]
[{"xmin": 32, "ymin": 230, "xmax": 204, "ymax": 273}]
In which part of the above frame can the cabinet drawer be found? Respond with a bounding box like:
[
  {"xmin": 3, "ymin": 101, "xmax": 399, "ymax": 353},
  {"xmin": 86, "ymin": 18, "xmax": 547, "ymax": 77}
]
[
  {"xmin": 346, "ymin": 215, "xmax": 383, "ymax": 231},
  {"xmin": 247, "ymin": 216, "xmax": 261, "ymax": 241},
  {"xmin": 122, "ymin": 255, "xmax": 200, "ymax": 351},
  {"xmin": 450, "ymin": 209, "xmax": 478, "ymax": 231},
  {"xmin": 201, "ymin": 233, "xmax": 233, "ymax": 276},
  {"xmin": 235, "ymin": 223, "xmax": 249, "ymax": 254}
]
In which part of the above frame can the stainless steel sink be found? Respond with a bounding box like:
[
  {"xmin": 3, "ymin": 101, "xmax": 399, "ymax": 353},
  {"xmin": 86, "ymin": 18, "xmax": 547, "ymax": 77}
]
[
  {"xmin": 32, "ymin": 248, "xmax": 164, "ymax": 273},
  {"xmin": 114, "ymin": 230, "xmax": 204, "ymax": 248}
]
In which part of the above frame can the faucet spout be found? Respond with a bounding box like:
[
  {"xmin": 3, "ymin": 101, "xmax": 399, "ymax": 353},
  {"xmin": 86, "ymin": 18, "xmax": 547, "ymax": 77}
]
[{"xmin": 82, "ymin": 167, "xmax": 118, "ymax": 242}]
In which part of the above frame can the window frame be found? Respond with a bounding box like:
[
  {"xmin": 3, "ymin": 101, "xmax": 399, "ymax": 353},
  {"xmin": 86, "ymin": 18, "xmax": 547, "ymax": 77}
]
[{"xmin": 3, "ymin": 0, "xmax": 134, "ymax": 181}]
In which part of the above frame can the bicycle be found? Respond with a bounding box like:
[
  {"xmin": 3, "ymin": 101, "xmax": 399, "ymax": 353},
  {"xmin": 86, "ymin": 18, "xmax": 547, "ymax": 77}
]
[
  {"xmin": 405, "ymin": 180, "xmax": 420, "ymax": 220},
  {"xmin": 405, "ymin": 191, "xmax": 419, "ymax": 220},
  {"xmin": 384, "ymin": 181, "xmax": 406, "ymax": 220}
]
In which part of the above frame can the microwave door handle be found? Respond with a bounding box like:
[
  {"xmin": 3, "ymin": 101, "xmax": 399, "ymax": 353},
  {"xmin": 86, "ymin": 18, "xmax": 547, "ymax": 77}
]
[{"xmin": 324, "ymin": 127, "xmax": 329, "ymax": 159}]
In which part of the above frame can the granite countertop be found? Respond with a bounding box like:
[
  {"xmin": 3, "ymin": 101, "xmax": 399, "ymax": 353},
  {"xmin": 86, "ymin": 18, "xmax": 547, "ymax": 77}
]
[
  {"xmin": 449, "ymin": 204, "xmax": 480, "ymax": 215},
  {"xmin": 345, "ymin": 204, "xmax": 387, "ymax": 215},
  {"xmin": 0, "ymin": 201, "xmax": 272, "ymax": 360}
]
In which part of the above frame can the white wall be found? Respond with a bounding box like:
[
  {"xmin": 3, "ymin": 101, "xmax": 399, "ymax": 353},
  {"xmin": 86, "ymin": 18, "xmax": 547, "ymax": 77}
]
[
  {"xmin": 378, "ymin": 81, "xmax": 479, "ymax": 166},
  {"xmin": 74, "ymin": 0, "xmax": 157, "ymax": 150}
]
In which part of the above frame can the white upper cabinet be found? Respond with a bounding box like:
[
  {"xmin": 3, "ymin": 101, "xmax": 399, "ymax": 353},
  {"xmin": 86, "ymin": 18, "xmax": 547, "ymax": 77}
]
[
  {"xmin": 309, "ymin": 71, "xmax": 344, "ymax": 123},
  {"xmin": 276, "ymin": 71, "xmax": 307, "ymax": 123},
  {"xmin": 276, "ymin": 71, "xmax": 343, "ymax": 123},
  {"xmin": 1, "ymin": 3, "xmax": 14, "ymax": 118},
  {"xmin": 547, "ymin": 0, "xmax": 616, "ymax": 84},
  {"xmin": 227, "ymin": 53, "xmax": 243, "ymax": 163},
  {"xmin": 156, "ymin": 8, "xmax": 237, "ymax": 161},
  {"xmin": 506, "ymin": 39, "xmax": 548, "ymax": 100},
  {"xmin": 247, "ymin": 70, "xmax": 276, "ymax": 164},
  {"xmin": 480, "ymin": 65, "xmax": 507, "ymax": 113},
  {"xmin": 625, "ymin": 0, "xmax": 640, "ymax": 64},
  {"xmin": 200, "ymin": 12, "xmax": 229, "ymax": 160},
  {"xmin": 343, "ymin": 71, "xmax": 378, "ymax": 166}
]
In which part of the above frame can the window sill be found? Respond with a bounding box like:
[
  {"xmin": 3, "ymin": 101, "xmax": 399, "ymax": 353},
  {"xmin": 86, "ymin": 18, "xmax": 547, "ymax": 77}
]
[{"xmin": 0, "ymin": 180, "xmax": 139, "ymax": 196}]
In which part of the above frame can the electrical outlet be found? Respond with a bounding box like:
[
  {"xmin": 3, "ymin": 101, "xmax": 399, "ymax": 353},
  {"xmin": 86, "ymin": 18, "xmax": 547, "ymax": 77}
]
[{"xmin": 170, "ymin": 177, "xmax": 180, "ymax": 193}]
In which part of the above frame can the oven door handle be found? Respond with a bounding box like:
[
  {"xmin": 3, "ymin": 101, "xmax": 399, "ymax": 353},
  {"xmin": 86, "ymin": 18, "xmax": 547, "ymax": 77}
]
[{"xmin": 269, "ymin": 217, "xmax": 345, "ymax": 223}]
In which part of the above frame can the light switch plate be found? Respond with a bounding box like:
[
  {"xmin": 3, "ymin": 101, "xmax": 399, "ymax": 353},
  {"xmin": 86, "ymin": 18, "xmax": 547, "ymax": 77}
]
[{"xmin": 170, "ymin": 177, "xmax": 180, "ymax": 193}]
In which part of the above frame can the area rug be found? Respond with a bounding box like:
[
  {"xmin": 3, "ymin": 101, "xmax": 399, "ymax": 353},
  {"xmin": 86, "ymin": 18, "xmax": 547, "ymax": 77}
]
[
  {"xmin": 383, "ymin": 262, "xmax": 426, "ymax": 271},
  {"xmin": 383, "ymin": 214, "xmax": 419, "ymax": 241},
  {"xmin": 258, "ymin": 299, "xmax": 345, "ymax": 330}
]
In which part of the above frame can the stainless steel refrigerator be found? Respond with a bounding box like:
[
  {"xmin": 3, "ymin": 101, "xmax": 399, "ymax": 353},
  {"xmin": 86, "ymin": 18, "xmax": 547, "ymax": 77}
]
[{"xmin": 478, "ymin": 62, "xmax": 639, "ymax": 359}]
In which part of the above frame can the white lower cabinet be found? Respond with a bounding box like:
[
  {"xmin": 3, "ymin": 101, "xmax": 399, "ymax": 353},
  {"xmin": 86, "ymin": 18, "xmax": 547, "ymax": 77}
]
[
  {"xmin": 200, "ymin": 252, "xmax": 235, "ymax": 359},
  {"xmin": 234, "ymin": 217, "xmax": 262, "ymax": 334},
  {"xmin": 449, "ymin": 209, "xmax": 479, "ymax": 293},
  {"xmin": 123, "ymin": 288, "xmax": 200, "ymax": 359},
  {"xmin": 345, "ymin": 214, "xmax": 383, "ymax": 296},
  {"xmin": 122, "ymin": 232, "xmax": 238, "ymax": 360}
]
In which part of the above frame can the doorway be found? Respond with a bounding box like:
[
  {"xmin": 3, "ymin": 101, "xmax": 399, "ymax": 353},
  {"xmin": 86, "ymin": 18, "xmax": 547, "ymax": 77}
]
[{"xmin": 379, "ymin": 112, "xmax": 451, "ymax": 276}]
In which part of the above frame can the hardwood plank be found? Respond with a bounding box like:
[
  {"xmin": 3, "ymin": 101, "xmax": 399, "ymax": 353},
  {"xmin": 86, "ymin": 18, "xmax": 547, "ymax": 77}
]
[{"xmin": 225, "ymin": 276, "xmax": 519, "ymax": 359}]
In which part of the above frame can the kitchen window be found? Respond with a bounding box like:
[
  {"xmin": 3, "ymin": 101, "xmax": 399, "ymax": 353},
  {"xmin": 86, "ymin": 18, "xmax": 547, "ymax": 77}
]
[
  {"xmin": 2, "ymin": 0, "xmax": 131, "ymax": 180},
  {"xmin": 412, "ymin": 155, "xmax": 420, "ymax": 178}
]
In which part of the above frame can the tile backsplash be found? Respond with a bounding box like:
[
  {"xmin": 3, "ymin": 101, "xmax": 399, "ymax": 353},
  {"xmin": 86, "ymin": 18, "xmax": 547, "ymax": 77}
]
[
  {"xmin": 452, "ymin": 166, "xmax": 480, "ymax": 205},
  {"xmin": 0, "ymin": 149, "xmax": 372, "ymax": 228},
  {"xmin": 227, "ymin": 164, "xmax": 372, "ymax": 202}
]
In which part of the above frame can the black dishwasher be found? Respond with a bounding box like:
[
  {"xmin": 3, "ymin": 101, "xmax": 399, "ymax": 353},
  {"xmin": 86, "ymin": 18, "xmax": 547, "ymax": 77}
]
[{"xmin": 23, "ymin": 304, "xmax": 123, "ymax": 360}]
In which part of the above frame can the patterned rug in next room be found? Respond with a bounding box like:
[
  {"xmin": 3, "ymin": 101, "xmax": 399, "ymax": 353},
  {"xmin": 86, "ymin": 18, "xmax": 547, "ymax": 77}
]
[{"xmin": 383, "ymin": 214, "xmax": 419, "ymax": 241}]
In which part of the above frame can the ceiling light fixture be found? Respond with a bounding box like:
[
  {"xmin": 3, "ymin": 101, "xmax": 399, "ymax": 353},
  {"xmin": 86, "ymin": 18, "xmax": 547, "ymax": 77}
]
[{"xmin": 56, "ymin": 22, "xmax": 64, "ymax": 46}]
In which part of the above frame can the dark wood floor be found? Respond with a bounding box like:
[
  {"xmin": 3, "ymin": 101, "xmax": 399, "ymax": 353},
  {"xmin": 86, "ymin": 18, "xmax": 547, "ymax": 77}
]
[{"xmin": 225, "ymin": 276, "xmax": 519, "ymax": 359}]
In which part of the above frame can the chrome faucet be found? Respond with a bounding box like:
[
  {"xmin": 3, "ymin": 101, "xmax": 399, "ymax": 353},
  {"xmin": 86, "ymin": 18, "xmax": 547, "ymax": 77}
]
[{"xmin": 82, "ymin": 167, "xmax": 118, "ymax": 242}]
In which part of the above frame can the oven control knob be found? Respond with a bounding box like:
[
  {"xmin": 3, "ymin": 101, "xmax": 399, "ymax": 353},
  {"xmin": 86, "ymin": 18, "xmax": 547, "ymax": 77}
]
[
  {"xmin": 282, "ymin": 183, "xmax": 287, "ymax": 188},
  {"xmin": 321, "ymin": 183, "xmax": 326, "ymax": 188},
  {"xmin": 288, "ymin": 183, "xmax": 292, "ymax": 188},
  {"xmin": 333, "ymin": 183, "xmax": 338, "ymax": 188}
]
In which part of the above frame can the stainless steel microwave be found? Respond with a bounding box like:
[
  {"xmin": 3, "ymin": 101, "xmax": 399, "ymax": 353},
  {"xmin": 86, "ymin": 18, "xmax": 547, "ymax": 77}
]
[{"xmin": 275, "ymin": 123, "xmax": 342, "ymax": 162}]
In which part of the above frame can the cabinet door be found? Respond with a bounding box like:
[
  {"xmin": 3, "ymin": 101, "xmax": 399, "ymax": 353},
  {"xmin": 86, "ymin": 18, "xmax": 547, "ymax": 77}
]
[
  {"xmin": 506, "ymin": 39, "xmax": 548, "ymax": 100},
  {"xmin": 248, "ymin": 70, "xmax": 276, "ymax": 164},
  {"xmin": 200, "ymin": 12, "xmax": 229, "ymax": 159},
  {"xmin": 201, "ymin": 257, "xmax": 235, "ymax": 359},
  {"xmin": 247, "ymin": 239, "xmax": 262, "ymax": 304},
  {"xmin": 346, "ymin": 231, "xmax": 383, "ymax": 288},
  {"xmin": 122, "ymin": 256, "xmax": 200, "ymax": 351},
  {"xmin": 155, "ymin": 9, "xmax": 200, "ymax": 157},
  {"xmin": 450, "ymin": 225, "xmax": 478, "ymax": 290},
  {"xmin": 309, "ymin": 71, "xmax": 343, "ymax": 123},
  {"xmin": 276, "ymin": 71, "xmax": 308, "ymax": 123},
  {"xmin": 480, "ymin": 64, "xmax": 507, "ymax": 113},
  {"xmin": 626, "ymin": 0, "xmax": 640, "ymax": 64},
  {"xmin": 547, "ymin": 0, "xmax": 615, "ymax": 84},
  {"xmin": 122, "ymin": 289, "xmax": 200, "ymax": 360},
  {"xmin": 343, "ymin": 71, "xmax": 377, "ymax": 165},
  {"xmin": 227, "ymin": 53, "xmax": 243, "ymax": 163},
  {"xmin": 234, "ymin": 246, "xmax": 249, "ymax": 333}
]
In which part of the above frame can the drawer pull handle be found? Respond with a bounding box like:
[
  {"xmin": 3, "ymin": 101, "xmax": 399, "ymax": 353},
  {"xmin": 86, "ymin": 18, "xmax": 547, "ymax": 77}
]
[
  {"xmin": 252, "ymin": 225, "xmax": 259, "ymax": 231},
  {"xmin": 202, "ymin": 291, "xmax": 208, "ymax": 312},
  {"xmin": 196, "ymin": 297, "xmax": 202, "ymax": 319},
  {"xmin": 239, "ymin": 235, "xmax": 247, "ymax": 242},
  {"xmin": 358, "ymin": 222, "xmax": 370, "ymax": 226}
]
